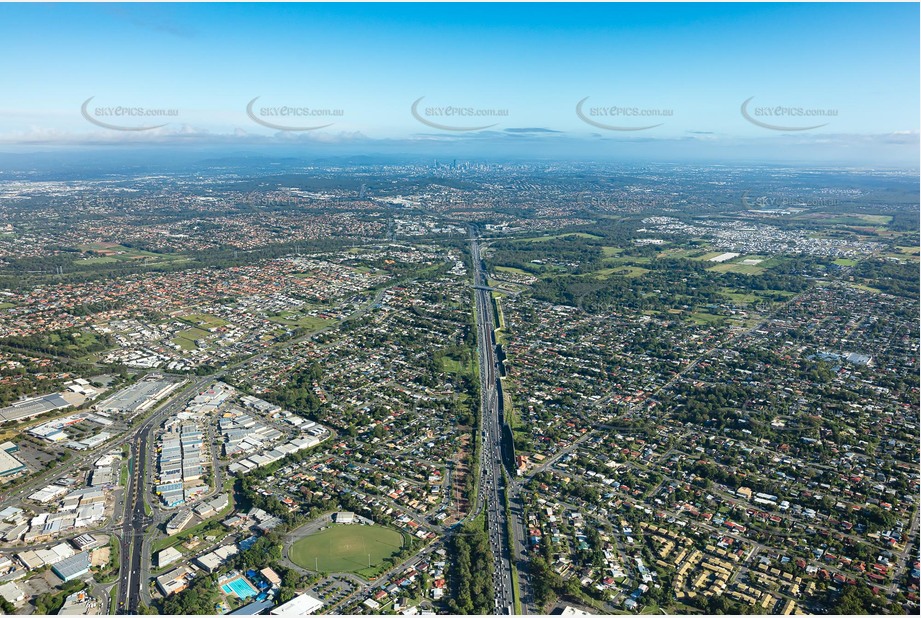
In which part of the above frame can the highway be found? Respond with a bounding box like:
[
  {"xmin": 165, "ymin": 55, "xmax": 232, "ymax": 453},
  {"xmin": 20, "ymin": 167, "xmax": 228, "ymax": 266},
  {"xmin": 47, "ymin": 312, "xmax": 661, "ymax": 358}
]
[
  {"xmin": 469, "ymin": 229, "xmax": 518, "ymax": 615},
  {"xmin": 114, "ymin": 375, "xmax": 214, "ymax": 614}
]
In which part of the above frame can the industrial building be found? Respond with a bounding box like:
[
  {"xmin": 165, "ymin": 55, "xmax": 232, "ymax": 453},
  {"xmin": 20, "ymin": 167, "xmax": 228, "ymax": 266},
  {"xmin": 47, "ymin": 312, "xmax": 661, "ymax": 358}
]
[
  {"xmin": 0, "ymin": 381, "xmax": 100, "ymax": 424},
  {"xmin": 0, "ymin": 448, "xmax": 26, "ymax": 477},
  {"xmin": 95, "ymin": 375, "xmax": 183, "ymax": 418},
  {"xmin": 51, "ymin": 551, "xmax": 91, "ymax": 582},
  {"xmin": 0, "ymin": 581, "xmax": 24, "ymax": 604}
]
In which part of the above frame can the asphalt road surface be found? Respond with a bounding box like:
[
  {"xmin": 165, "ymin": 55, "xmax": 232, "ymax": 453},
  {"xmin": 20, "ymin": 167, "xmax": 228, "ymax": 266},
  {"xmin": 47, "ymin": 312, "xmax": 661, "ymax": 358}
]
[
  {"xmin": 470, "ymin": 229, "xmax": 518, "ymax": 614},
  {"xmin": 115, "ymin": 376, "xmax": 212, "ymax": 614}
]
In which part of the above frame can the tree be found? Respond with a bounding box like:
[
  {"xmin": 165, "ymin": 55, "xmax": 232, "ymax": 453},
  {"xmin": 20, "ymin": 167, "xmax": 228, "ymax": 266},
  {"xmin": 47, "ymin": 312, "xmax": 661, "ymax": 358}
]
[
  {"xmin": 0, "ymin": 597, "xmax": 15, "ymax": 613},
  {"xmin": 277, "ymin": 587, "xmax": 296, "ymax": 604},
  {"xmin": 447, "ymin": 518, "xmax": 494, "ymax": 614}
]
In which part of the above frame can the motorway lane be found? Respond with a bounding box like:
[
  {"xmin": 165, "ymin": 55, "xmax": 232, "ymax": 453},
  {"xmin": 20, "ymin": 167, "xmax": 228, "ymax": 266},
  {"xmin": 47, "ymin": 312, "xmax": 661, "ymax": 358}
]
[{"xmin": 470, "ymin": 230, "xmax": 519, "ymax": 614}]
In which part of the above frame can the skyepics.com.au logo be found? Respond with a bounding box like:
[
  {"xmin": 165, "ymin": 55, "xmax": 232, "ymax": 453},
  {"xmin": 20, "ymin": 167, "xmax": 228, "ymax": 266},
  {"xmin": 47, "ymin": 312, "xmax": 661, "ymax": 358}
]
[
  {"xmin": 81, "ymin": 97, "xmax": 179, "ymax": 131},
  {"xmin": 576, "ymin": 97, "xmax": 672, "ymax": 131},
  {"xmin": 411, "ymin": 97, "xmax": 508, "ymax": 131},
  {"xmin": 740, "ymin": 97, "xmax": 837, "ymax": 131},
  {"xmin": 246, "ymin": 97, "xmax": 344, "ymax": 131}
]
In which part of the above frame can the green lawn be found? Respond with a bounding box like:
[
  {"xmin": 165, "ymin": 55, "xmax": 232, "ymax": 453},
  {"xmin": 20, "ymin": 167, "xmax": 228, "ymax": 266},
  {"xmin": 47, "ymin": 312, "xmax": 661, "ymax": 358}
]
[
  {"xmin": 441, "ymin": 352, "xmax": 477, "ymax": 379},
  {"xmin": 75, "ymin": 243, "xmax": 184, "ymax": 266},
  {"xmin": 29, "ymin": 330, "xmax": 112, "ymax": 362},
  {"xmin": 152, "ymin": 520, "xmax": 229, "ymax": 555},
  {"xmin": 591, "ymin": 266, "xmax": 649, "ymax": 279},
  {"xmin": 267, "ymin": 314, "xmax": 334, "ymax": 330},
  {"xmin": 172, "ymin": 327, "xmax": 210, "ymax": 350},
  {"xmin": 289, "ymin": 524, "xmax": 404, "ymax": 574},
  {"xmin": 79, "ymin": 256, "xmax": 119, "ymax": 264},
  {"xmin": 856, "ymin": 214, "xmax": 893, "ymax": 225},
  {"xmin": 514, "ymin": 232, "xmax": 603, "ymax": 243},
  {"xmin": 500, "ymin": 377, "xmax": 521, "ymax": 431},
  {"xmin": 181, "ymin": 313, "xmax": 228, "ymax": 329},
  {"xmin": 492, "ymin": 295, "xmax": 506, "ymax": 330},
  {"xmin": 707, "ymin": 262, "xmax": 765, "ymax": 275},
  {"xmin": 721, "ymin": 288, "xmax": 759, "ymax": 304},
  {"xmin": 494, "ymin": 265, "xmax": 532, "ymax": 276},
  {"xmin": 812, "ymin": 213, "xmax": 893, "ymax": 227},
  {"xmin": 690, "ymin": 311, "xmax": 724, "ymax": 325}
]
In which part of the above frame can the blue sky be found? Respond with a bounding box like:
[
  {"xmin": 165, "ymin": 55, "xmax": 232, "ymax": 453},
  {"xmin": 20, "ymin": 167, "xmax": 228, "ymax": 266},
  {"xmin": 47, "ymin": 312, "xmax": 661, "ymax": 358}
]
[{"xmin": 0, "ymin": 2, "xmax": 917, "ymax": 164}]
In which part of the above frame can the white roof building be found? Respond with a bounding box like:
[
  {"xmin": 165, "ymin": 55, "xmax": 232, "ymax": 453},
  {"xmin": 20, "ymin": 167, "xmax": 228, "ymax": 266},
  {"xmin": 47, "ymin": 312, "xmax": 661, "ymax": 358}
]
[
  {"xmin": 0, "ymin": 581, "xmax": 25, "ymax": 603},
  {"xmin": 157, "ymin": 546, "xmax": 183, "ymax": 568},
  {"xmin": 269, "ymin": 593, "xmax": 323, "ymax": 615}
]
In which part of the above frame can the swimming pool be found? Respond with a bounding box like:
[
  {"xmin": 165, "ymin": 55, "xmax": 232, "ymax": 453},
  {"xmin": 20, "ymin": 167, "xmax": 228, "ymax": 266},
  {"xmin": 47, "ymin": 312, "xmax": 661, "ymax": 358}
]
[{"xmin": 221, "ymin": 576, "xmax": 259, "ymax": 599}]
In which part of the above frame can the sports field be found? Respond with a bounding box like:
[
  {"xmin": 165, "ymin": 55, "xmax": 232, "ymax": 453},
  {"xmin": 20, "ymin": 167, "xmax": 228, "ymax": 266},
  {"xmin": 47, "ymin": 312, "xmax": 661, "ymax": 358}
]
[{"xmin": 290, "ymin": 524, "xmax": 403, "ymax": 574}]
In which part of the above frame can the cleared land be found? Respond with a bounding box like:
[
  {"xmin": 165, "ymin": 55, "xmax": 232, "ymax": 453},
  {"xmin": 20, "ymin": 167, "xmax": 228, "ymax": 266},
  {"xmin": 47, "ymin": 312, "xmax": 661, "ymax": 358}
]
[{"xmin": 290, "ymin": 524, "xmax": 403, "ymax": 574}]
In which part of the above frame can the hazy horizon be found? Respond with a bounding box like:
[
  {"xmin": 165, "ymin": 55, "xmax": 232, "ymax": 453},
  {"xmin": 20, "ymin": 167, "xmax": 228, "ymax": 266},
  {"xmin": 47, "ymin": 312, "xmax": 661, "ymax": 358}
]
[{"xmin": 0, "ymin": 2, "xmax": 918, "ymax": 167}]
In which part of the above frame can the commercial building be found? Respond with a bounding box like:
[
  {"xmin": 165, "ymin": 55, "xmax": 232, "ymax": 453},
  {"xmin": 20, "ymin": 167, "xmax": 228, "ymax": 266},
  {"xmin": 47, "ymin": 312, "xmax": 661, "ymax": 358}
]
[
  {"xmin": 70, "ymin": 534, "xmax": 102, "ymax": 551},
  {"xmin": 157, "ymin": 546, "xmax": 183, "ymax": 568},
  {"xmin": 269, "ymin": 593, "xmax": 323, "ymax": 616},
  {"xmin": 166, "ymin": 509, "xmax": 194, "ymax": 535},
  {"xmin": 95, "ymin": 376, "xmax": 182, "ymax": 418},
  {"xmin": 0, "ymin": 449, "xmax": 26, "ymax": 477},
  {"xmin": 52, "ymin": 551, "xmax": 91, "ymax": 582},
  {"xmin": 194, "ymin": 493, "xmax": 229, "ymax": 518},
  {"xmin": 156, "ymin": 566, "xmax": 192, "ymax": 596}
]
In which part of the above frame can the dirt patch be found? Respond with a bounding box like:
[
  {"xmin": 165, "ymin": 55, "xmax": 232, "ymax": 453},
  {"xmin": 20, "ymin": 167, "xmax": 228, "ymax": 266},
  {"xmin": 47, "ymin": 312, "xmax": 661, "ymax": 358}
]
[{"xmin": 90, "ymin": 547, "xmax": 110, "ymax": 567}]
